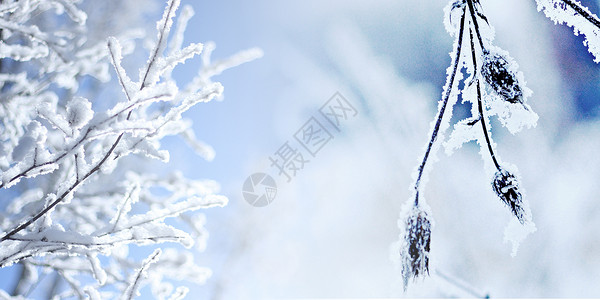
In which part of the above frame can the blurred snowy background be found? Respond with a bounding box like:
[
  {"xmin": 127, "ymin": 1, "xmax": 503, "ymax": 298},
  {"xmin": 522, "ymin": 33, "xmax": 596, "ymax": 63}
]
[{"xmin": 4, "ymin": 0, "xmax": 600, "ymax": 298}]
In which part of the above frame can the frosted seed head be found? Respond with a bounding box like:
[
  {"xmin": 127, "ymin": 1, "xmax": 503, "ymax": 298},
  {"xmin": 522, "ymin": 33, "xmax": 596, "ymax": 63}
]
[
  {"xmin": 492, "ymin": 168, "xmax": 526, "ymax": 224},
  {"xmin": 481, "ymin": 51, "xmax": 523, "ymax": 104},
  {"xmin": 400, "ymin": 205, "xmax": 432, "ymax": 290}
]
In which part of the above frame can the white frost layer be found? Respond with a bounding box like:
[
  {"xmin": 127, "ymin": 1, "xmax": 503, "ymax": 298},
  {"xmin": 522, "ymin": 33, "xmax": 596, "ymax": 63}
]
[
  {"xmin": 504, "ymin": 217, "xmax": 537, "ymax": 257},
  {"xmin": 536, "ymin": 0, "xmax": 600, "ymax": 62}
]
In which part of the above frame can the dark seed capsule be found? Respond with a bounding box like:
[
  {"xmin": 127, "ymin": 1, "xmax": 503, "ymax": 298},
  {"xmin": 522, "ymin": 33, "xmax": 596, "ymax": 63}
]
[
  {"xmin": 492, "ymin": 168, "xmax": 526, "ymax": 224},
  {"xmin": 481, "ymin": 51, "xmax": 523, "ymax": 103},
  {"xmin": 401, "ymin": 206, "xmax": 432, "ymax": 290}
]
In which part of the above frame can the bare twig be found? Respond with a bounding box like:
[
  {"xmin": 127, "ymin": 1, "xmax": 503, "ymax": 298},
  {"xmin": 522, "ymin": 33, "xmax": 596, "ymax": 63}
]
[
  {"xmin": 413, "ymin": 6, "xmax": 466, "ymax": 205},
  {"xmin": 562, "ymin": 0, "xmax": 600, "ymax": 29}
]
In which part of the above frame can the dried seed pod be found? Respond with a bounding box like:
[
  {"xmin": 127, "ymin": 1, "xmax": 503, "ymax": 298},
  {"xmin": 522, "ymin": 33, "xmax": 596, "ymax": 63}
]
[
  {"xmin": 400, "ymin": 205, "xmax": 432, "ymax": 290},
  {"xmin": 481, "ymin": 50, "xmax": 523, "ymax": 103},
  {"xmin": 492, "ymin": 168, "xmax": 526, "ymax": 224}
]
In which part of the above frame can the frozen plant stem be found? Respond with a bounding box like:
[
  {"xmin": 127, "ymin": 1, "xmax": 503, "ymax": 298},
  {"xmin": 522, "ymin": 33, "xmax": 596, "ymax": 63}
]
[
  {"xmin": 476, "ymin": 82, "xmax": 500, "ymax": 170},
  {"xmin": 561, "ymin": 0, "xmax": 600, "ymax": 29},
  {"xmin": 434, "ymin": 269, "xmax": 490, "ymax": 299},
  {"xmin": 466, "ymin": 0, "xmax": 485, "ymax": 50},
  {"xmin": 413, "ymin": 7, "xmax": 466, "ymax": 205},
  {"xmin": 468, "ymin": 25, "xmax": 501, "ymax": 171}
]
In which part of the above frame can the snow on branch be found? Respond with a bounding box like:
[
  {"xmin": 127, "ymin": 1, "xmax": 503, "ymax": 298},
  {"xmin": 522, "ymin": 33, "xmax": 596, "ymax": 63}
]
[
  {"xmin": 536, "ymin": 0, "xmax": 600, "ymax": 62},
  {"xmin": 0, "ymin": 0, "xmax": 260, "ymax": 298}
]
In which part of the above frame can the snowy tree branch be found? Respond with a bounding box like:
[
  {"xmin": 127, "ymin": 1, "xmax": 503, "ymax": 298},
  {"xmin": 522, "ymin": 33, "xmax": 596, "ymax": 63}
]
[{"xmin": 0, "ymin": 0, "xmax": 260, "ymax": 298}]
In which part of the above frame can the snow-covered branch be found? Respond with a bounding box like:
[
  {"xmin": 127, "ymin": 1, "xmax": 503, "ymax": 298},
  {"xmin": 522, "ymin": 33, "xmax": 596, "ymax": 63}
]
[{"xmin": 0, "ymin": 0, "xmax": 259, "ymax": 298}]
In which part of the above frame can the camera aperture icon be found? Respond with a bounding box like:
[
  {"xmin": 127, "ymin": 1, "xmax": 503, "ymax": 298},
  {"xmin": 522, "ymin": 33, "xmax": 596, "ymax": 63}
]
[{"xmin": 242, "ymin": 173, "xmax": 277, "ymax": 207}]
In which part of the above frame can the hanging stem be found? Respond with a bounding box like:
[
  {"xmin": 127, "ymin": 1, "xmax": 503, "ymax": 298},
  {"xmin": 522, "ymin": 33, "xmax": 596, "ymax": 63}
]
[
  {"xmin": 468, "ymin": 26, "xmax": 501, "ymax": 171},
  {"xmin": 413, "ymin": 8, "xmax": 466, "ymax": 206},
  {"xmin": 466, "ymin": 0, "xmax": 486, "ymax": 51},
  {"xmin": 476, "ymin": 81, "xmax": 501, "ymax": 171}
]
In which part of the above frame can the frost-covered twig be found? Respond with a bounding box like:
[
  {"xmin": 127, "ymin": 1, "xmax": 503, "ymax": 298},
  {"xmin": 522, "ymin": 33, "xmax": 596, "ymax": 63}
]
[
  {"xmin": 121, "ymin": 249, "xmax": 161, "ymax": 300},
  {"xmin": 536, "ymin": 0, "xmax": 600, "ymax": 61},
  {"xmin": 412, "ymin": 5, "xmax": 466, "ymax": 205},
  {"xmin": 561, "ymin": 0, "xmax": 600, "ymax": 28},
  {"xmin": 434, "ymin": 269, "xmax": 490, "ymax": 299},
  {"xmin": 0, "ymin": 136, "xmax": 121, "ymax": 242}
]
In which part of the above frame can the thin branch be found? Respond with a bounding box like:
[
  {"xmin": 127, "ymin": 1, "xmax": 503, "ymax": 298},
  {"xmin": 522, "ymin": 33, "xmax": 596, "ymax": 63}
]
[
  {"xmin": 0, "ymin": 134, "xmax": 123, "ymax": 242},
  {"xmin": 74, "ymin": 153, "xmax": 80, "ymax": 182},
  {"xmin": 468, "ymin": 26, "xmax": 501, "ymax": 171},
  {"xmin": 140, "ymin": 0, "xmax": 179, "ymax": 89},
  {"xmin": 58, "ymin": 270, "xmax": 86, "ymax": 300},
  {"xmin": 100, "ymin": 197, "xmax": 225, "ymax": 237},
  {"xmin": 562, "ymin": 0, "xmax": 600, "ymax": 29},
  {"xmin": 477, "ymin": 80, "xmax": 500, "ymax": 170},
  {"xmin": 0, "ymin": 128, "xmax": 91, "ymax": 190},
  {"xmin": 108, "ymin": 40, "xmax": 133, "ymax": 102},
  {"xmin": 413, "ymin": 7, "xmax": 466, "ymax": 205},
  {"xmin": 111, "ymin": 185, "xmax": 137, "ymax": 233},
  {"xmin": 6, "ymin": 234, "xmax": 190, "ymax": 248},
  {"xmin": 122, "ymin": 250, "xmax": 161, "ymax": 300},
  {"xmin": 10, "ymin": 263, "xmax": 26, "ymax": 296},
  {"xmin": 46, "ymin": 272, "xmax": 62, "ymax": 300},
  {"xmin": 435, "ymin": 269, "xmax": 490, "ymax": 299},
  {"xmin": 466, "ymin": 0, "xmax": 486, "ymax": 51}
]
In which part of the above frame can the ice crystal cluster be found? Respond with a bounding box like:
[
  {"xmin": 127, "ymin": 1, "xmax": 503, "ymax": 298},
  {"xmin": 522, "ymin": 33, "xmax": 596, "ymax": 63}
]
[
  {"xmin": 0, "ymin": 0, "xmax": 261, "ymax": 298},
  {"xmin": 399, "ymin": 0, "xmax": 600, "ymax": 290}
]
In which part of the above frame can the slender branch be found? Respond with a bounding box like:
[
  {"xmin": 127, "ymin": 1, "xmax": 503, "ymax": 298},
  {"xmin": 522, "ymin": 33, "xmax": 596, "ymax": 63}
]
[
  {"xmin": 435, "ymin": 269, "xmax": 490, "ymax": 299},
  {"xmin": 24, "ymin": 272, "xmax": 46, "ymax": 298},
  {"xmin": 140, "ymin": 0, "xmax": 178, "ymax": 89},
  {"xmin": 100, "ymin": 197, "xmax": 225, "ymax": 237},
  {"xmin": 108, "ymin": 42, "xmax": 133, "ymax": 102},
  {"xmin": 58, "ymin": 270, "xmax": 86, "ymax": 300},
  {"xmin": 476, "ymin": 81, "xmax": 500, "ymax": 170},
  {"xmin": 0, "ymin": 128, "xmax": 91, "ymax": 190},
  {"xmin": 111, "ymin": 185, "xmax": 137, "ymax": 232},
  {"xmin": 74, "ymin": 154, "xmax": 79, "ymax": 182},
  {"xmin": 562, "ymin": 0, "xmax": 600, "ymax": 29},
  {"xmin": 46, "ymin": 272, "xmax": 62, "ymax": 300},
  {"xmin": 413, "ymin": 7, "xmax": 466, "ymax": 205},
  {"xmin": 122, "ymin": 250, "xmax": 161, "ymax": 300},
  {"xmin": 6, "ymin": 235, "xmax": 190, "ymax": 247},
  {"xmin": 466, "ymin": 0, "xmax": 485, "ymax": 51},
  {"xmin": 10, "ymin": 263, "xmax": 26, "ymax": 296},
  {"xmin": 0, "ymin": 134, "xmax": 124, "ymax": 242},
  {"xmin": 467, "ymin": 25, "xmax": 501, "ymax": 171}
]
